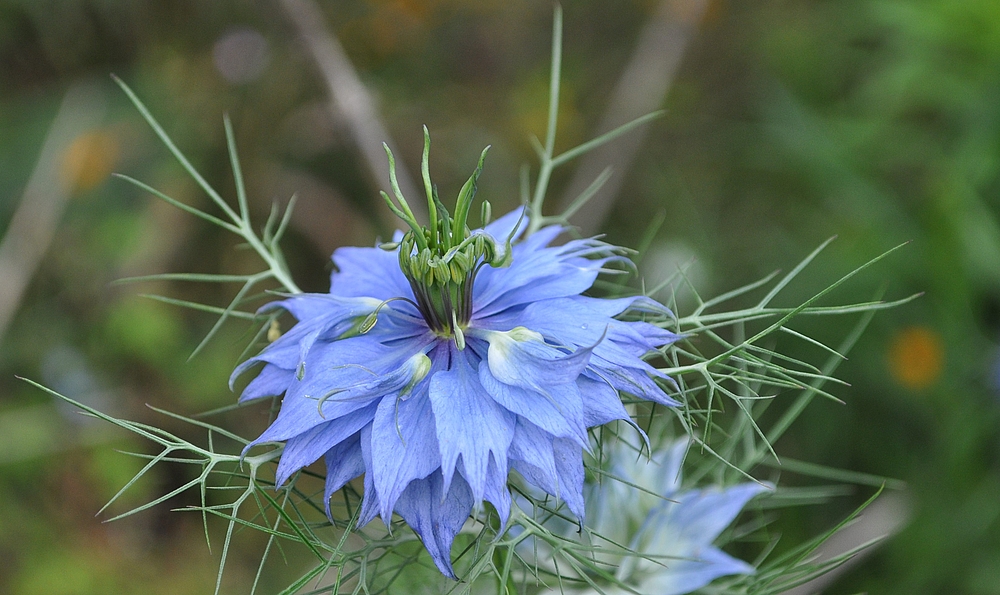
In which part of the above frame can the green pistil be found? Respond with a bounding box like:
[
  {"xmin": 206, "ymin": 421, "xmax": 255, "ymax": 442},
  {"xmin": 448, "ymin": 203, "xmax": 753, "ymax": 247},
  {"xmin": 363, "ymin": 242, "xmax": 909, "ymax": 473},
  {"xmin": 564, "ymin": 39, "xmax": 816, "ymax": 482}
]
[{"xmin": 380, "ymin": 128, "xmax": 519, "ymax": 345}]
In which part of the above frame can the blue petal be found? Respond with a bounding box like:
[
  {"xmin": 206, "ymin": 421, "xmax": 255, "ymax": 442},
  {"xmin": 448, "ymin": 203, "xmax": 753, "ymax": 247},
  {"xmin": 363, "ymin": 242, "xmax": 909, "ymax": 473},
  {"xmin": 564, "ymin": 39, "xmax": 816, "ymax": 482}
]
[
  {"xmin": 510, "ymin": 427, "xmax": 585, "ymax": 520},
  {"xmin": 482, "ymin": 206, "xmax": 528, "ymax": 240},
  {"xmin": 428, "ymin": 347, "xmax": 515, "ymax": 503},
  {"xmin": 476, "ymin": 327, "xmax": 594, "ymax": 392},
  {"xmin": 473, "ymin": 234, "xmax": 612, "ymax": 319},
  {"xmin": 607, "ymin": 320, "xmax": 679, "ymax": 354},
  {"xmin": 257, "ymin": 295, "xmax": 397, "ymax": 372},
  {"xmin": 393, "ymin": 470, "xmax": 474, "ymax": 580},
  {"xmin": 639, "ymin": 546, "xmax": 755, "ymax": 595},
  {"xmin": 323, "ymin": 432, "xmax": 366, "ymax": 518},
  {"xmin": 273, "ymin": 403, "xmax": 377, "ymax": 486},
  {"xmin": 263, "ymin": 293, "xmax": 381, "ymax": 324},
  {"xmin": 489, "ymin": 295, "xmax": 640, "ymax": 341},
  {"xmin": 238, "ymin": 364, "xmax": 294, "ymax": 403},
  {"xmin": 478, "ymin": 361, "xmax": 587, "ymax": 445},
  {"xmin": 474, "ymin": 262, "xmax": 608, "ymax": 320},
  {"xmin": 509, "ymin": 419, "xmax": 560, "ymax": 495},
  {"xmin": 230, "ymin": 340, "xmax": 299, "ymax": 390},
  {"xmin": 481, "ymin": 454, "xmax": 511, "ymax": 527},
  {"xmin": 662, "ymin": 483, "xmax": 770, "ymax": 547},
  {"xmin": 254, "ymin": 338, "xmax": 430, "ymax": 442},
  {"xmin": 578, "ymin": 373, "xmax": 629, "ymax": 427},
  {"xmin": 357, "ymin": 425, "xmax": 380, "ymax": 526},
  {"xmin": 480, "ymin": 297, "xmax": 678, "ymax": 374},
  {"xmin": 369, "ymin": 386, "xmax": 442, "ymax": 521},
  {"xmin": 552, "ymin": 438, "xmax": 585, "ymax": 519},
  {"xmin": 592, "ymin": 336, "xmax": 660, "ymax": 371},
  {"xmin": 329, "ymin": 244, "xmax": 414, "ymax": 301},
  {"xmin": 591, "ymin": 354, "xmax": 679, "ymax": 407}
]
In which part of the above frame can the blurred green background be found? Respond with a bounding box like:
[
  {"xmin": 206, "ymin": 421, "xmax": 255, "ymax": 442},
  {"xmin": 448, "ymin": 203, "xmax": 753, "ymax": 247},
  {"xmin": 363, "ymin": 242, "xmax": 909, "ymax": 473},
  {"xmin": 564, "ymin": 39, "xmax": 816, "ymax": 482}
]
[{"xmin": 2, "ymin": 0, "xmax": 1000, "ymax": 593}]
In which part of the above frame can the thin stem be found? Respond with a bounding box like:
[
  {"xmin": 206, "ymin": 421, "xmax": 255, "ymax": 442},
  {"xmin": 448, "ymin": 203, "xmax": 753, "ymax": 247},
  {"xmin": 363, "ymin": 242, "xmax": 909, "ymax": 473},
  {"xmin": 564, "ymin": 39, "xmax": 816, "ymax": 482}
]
[
  {"xmin": 527, "ymin": 6, "xmax": 563, "ymax": 235},
  {"xmin": 239, "ymin": 222, "xmax": 302, "ymax": 294}
]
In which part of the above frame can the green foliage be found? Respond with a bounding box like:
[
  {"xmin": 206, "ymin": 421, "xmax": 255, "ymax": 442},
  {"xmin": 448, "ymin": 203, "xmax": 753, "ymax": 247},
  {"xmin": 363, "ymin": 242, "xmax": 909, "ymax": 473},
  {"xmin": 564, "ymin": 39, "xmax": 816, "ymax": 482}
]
[{"xmin": 3, "ymin": 1, "xmax": 1000, "ymax": 594}]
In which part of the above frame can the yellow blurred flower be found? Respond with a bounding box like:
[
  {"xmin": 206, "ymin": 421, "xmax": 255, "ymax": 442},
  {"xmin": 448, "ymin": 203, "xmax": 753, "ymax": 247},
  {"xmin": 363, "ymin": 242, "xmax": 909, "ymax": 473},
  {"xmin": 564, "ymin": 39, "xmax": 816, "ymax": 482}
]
[
  {"xmin": 888, "ymin": 326, "xmax": 943, "ymax": 390},
  {"xmin": 61, "ymin": 130, "xmax": 120, "ymax": 192}
]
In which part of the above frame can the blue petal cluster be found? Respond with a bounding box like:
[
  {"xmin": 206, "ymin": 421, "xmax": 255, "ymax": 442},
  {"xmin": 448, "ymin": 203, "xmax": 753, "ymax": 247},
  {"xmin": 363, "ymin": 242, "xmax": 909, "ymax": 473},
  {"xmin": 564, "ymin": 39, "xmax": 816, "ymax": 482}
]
[
  {"xmin": 583, "ymin": 439, "xmax": 769, "ymax": 595},
  {"xmin": 232, "ymin": 209, "xmax": 679, "ymax": 577}
]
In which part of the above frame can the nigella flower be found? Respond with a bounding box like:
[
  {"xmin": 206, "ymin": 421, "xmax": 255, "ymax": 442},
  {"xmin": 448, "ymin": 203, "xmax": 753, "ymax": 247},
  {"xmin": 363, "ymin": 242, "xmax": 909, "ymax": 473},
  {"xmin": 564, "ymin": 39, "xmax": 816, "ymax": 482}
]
[
  {"xmin": 561, "ymin": 438, "xmax": 770, "ymax": 595},
  {"xmin": 231, "ymin": 130, "xmax": 680, "ymax": 578}
]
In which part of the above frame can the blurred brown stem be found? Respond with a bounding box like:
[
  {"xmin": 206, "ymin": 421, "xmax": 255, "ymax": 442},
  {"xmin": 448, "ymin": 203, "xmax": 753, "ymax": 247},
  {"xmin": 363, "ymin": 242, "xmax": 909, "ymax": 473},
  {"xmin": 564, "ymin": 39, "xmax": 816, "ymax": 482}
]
[
  {"xmin": 278, "ymin": 0, "xmax": 424, "ymax": 230},
  {"xmin": 0, "ymin": 83, "xmax": 106, "ymax": 342},
  {"xmin": 780, "ymin": 491, "xmax": 911, "ymax": 594},
  {"xmin": 557, "ymin": 0, "xmax": 709, "ymax": 236}
]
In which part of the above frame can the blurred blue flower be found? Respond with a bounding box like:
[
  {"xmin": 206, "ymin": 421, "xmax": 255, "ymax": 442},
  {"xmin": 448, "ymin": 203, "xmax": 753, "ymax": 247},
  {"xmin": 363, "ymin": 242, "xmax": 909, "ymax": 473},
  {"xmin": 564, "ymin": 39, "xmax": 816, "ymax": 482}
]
[
  {"xmin": 575, "ymin": 439, "xmax": 769, "ymax": 595},
  {"xmin": 232, "ymin": 203, "xmax": 679, "ymax": 576}
]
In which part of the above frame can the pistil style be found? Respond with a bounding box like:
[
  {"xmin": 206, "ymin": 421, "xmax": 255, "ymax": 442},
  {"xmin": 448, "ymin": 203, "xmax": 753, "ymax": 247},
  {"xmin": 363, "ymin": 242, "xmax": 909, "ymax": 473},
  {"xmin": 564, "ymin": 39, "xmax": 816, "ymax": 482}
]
[{"xmin": 380, "ymin": 127, "xmax": 517, "ymax": 343}]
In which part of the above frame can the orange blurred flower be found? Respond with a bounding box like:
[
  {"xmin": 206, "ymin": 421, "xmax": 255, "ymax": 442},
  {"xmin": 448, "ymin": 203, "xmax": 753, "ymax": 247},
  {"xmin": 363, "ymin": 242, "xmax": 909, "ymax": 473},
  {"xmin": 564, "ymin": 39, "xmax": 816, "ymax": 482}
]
[{"xmin": 888, "ymin": 326, "xmax": 943, "ymax": 390}]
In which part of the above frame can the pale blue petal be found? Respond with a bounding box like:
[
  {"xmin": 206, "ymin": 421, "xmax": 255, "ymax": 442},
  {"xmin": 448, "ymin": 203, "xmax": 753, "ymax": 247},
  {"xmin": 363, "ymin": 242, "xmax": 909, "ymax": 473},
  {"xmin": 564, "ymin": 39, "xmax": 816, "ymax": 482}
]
[
  {"xmin": 295, "ymin": 329, "xmax": 323, "ymax": 374},
  {"xmin": 639, "ymin": 546, "xmax": 755, "ymax": 595},
  {"xmin": 259, "ymin": 295, "xmax": 394, "ymax": 370},
  {"xmin": 578, "ymin": 374, "xmax": 629, "ymax": 427},
  {"xmin": 238, "ymin": 364, "xmax": 294, "ymax": 403},
  {"xmin": 475, "ymin": 288, "xmax": 674, "ymax": 353},
  {"xmin": 474, "ymin": 258, "xmax": 609, "ymax": 319},
  {"xmin": 258, "ymin": 337, "xmax": 430, "ymax": 442},
  {"xmin": 510, "ymin": 418, "xmax": 584, "ymax": 521},
  {"xmin": 329, "ymin": 244, "xmax": 414, "ymax": 301},
  {"xmin": 658, "ymin": 440, "xmax": 687, "ymax": 497},
  {"xmin": 506, "ymin": 222, "xmax": 562, "ymax": 256},
  {"xmin": 478, "ymin": 362, "xmax": 587, "ymax": 445},
  {"xmin": 263, "ymin": 293, "xmax": 380, "ymax": 324},
  {"xmin": 607, "ymin": 320, "xmax": 680, "ymax": 354},
  {"xmin": 473, "ymin": 233, "xmax": 608, "ymax": 318},
  {"xmin": 476, "ymin": 328, "xmax": 594, "ymax": 392},
  {"xmin": 553, "ymin": 438, "xmax": 585, "ymax": 519},
  {"xmin": 492, "ymin": 295, "xmax": 642, "ymax": 343},
  {"xmin": 394, "ymin": 470, "xmax": 474, "ymax": 580},
  {"xmin": 481, "ymin": 454, "xmax": 511, "ymax": 527},
  {"xmin": 252, "ymin": 393, "xmax": 372, "ymax": 446},
  {"xmin": 428, "ymin": 347, "xmax": 515, "ymax": 503},
  {"xmin": 623, "ymin": 295, "xmax": 675, "ymax": 317},
  {"xmin": 369, "ymin": 387, "xmax": 441, "ymax": 521},
  {"xmin": 663, "ymin": 483, "xmax": 770, "ymax": 548},
  {"xmin": 592, "ymin": 354, "xmax": 679, "ymax": 407},
  {"xmin": 357, "ymin": 425, "xmax": 380, "ymax": 526},
  {"xmin": 323, "ymin": 433, "xmax": 366, "ymax": 518},
  {"xmin": 273, "ymin": 403, "xmax": 377, "ymax": 486},
  {"xmin": 509, "ymin": 419, "xmax": 559, "ymax": 495},
  {"xmin": 231, "ymin": 329, "xmax": 371, "ymax": 394},
  {"xmin": 230, "ymin": 340, "xmax": 299, "ymax": 389},
  {"xmin": 508, "ymin": 421, "xmax": 584, "ymax": 520}
]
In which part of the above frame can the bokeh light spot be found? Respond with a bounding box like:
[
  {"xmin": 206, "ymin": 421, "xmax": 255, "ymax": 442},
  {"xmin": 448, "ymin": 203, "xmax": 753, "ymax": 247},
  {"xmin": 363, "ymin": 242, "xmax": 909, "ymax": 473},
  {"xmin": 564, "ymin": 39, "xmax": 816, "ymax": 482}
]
[
  {"xmin": 212, "ymin": 27, "xmax": 270, "ymax": 84},
  {"xmin": 888, "ymin": 326, "xmax": 944, "ymax": 390}
]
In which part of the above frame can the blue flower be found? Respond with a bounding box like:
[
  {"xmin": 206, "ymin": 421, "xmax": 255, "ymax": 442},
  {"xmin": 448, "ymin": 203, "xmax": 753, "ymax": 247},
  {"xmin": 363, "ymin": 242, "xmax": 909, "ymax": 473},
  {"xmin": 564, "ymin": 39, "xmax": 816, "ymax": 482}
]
[
  {"xmin": 573, "ymin": 439, "xmax": 769, "ymax": 595},
  {"xmin": 231, "ymin": 137, "xmax": 680, "ymax": 578}
]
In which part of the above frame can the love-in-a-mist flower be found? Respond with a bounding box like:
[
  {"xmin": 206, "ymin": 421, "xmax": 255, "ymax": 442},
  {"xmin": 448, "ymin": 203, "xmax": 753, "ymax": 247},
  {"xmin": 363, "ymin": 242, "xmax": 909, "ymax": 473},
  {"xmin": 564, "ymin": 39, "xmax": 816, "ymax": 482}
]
[
  {"xmin": 577, "ymin": 439, "xmax": 769, "ymax": 595},
  {"xmin": 232, "ymin": 129, "xmax": 680, "ymax": 578}
]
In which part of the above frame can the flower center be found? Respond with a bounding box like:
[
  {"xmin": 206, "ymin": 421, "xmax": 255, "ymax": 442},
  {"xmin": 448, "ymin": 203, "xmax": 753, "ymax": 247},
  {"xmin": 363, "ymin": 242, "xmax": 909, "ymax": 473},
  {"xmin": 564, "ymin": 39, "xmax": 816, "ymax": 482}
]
[
  {"xmin": 379, "ymin": 127, "xmax": 519, "ymax": 347},
  {"xmin": 398, "ymin": 234, "xmax": 482, "ymax": 337}
]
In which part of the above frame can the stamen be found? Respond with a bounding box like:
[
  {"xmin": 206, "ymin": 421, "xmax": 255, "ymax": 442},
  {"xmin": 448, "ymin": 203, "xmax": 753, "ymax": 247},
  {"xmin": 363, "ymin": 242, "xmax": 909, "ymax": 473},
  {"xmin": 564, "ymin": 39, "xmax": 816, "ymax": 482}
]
[
  {"xmin": 360, "ymin": 296, "xmax": 419, "ymax": 334},
  {"xmin": 452, "ymin": 310, "xmax": 466, "ymax": 350},
  {"xmin": 382, "ymin": 128, "xmax": 518, "ymax": 340}
]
